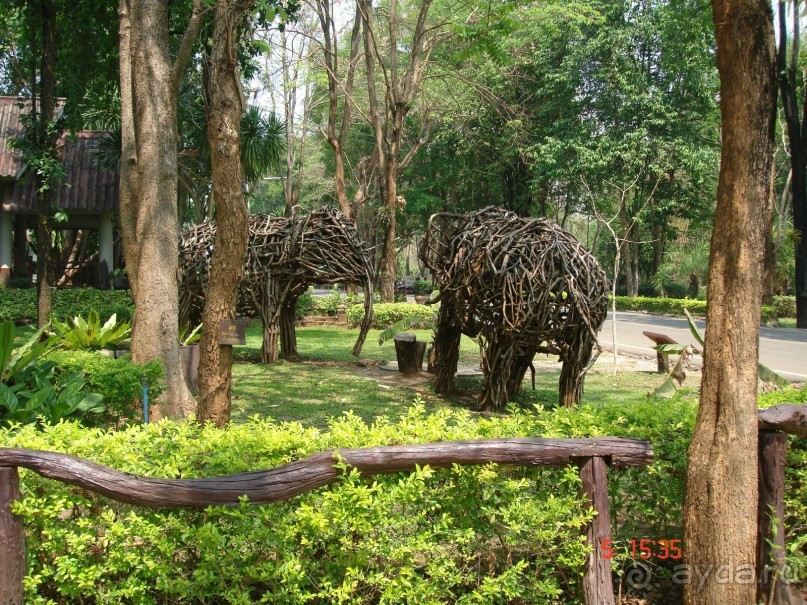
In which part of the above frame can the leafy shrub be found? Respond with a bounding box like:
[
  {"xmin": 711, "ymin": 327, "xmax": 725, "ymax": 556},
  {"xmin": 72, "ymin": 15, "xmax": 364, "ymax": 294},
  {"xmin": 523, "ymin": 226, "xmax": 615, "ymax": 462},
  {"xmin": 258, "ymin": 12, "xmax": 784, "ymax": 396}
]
[
  {"xmin": 0, "ymin": 322, "xmax": 104, "ymax": 426},
  {"xmin": 1, "ymin": 398, "xmax": 804, "ymax": 602},
  {"xmin": 50, "ymin": 309, "xmax": 131, "ymax": 350},
  {"xmin": 773, "ymin": 295, "xmax": 797, "ymax": 318},
  {"xmin": 661, "ymin": 281, "xmax": 689, "ymax": 299},
  {"xmin": 347, "ymin": 302, "xmax": 436, "ymax": 328},
  {"xmin": 314, "ymin": 286, "xmax": 344, "ymax": 316},
  {"xmin": 295, "ymin": 290, "xmax": 314, "ymax": 319},
  {"xmin": 9, "ymin": 277, "xmax": 34, "ymax": 289},
  {"xmin": 0, "ymin": 406, "xmax": 600, "ymax": 604},
  {"xmin": 48, "ymin": 350, "xmax": 163, "ymax": 421},
  {"xmin": 412, "ymin": 279, "xmax": 433, "ymax": 295},
  {"xmin": 613, "ymin": 296, "xmax": 708, "ymax": 316},
  {"xmin": 0, "ymin": 288, "xmax": 134, "ymax": 325}
]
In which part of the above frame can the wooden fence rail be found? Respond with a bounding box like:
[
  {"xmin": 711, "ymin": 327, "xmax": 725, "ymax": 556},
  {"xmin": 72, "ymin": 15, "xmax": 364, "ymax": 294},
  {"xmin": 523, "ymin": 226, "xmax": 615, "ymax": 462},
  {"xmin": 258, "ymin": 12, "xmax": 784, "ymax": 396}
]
[{"xmin": 0, "ymin": 437, "xmax": 652, "ymax": 605}]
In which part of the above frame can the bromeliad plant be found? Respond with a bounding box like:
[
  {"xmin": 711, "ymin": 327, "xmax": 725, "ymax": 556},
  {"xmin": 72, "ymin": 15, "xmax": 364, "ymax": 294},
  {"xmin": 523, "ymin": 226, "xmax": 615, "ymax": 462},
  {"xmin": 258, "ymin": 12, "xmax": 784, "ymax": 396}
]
[
  {"xmin": 50, "ymin": 309, "xmax": 131, "ymax": 351},
  {"xmin": 652, "ymin": 309, "xmax": 788, "ymax": 397},
  {"xmin": 0, "ymin": 321, "xmax": 104, "ymax": 425}
]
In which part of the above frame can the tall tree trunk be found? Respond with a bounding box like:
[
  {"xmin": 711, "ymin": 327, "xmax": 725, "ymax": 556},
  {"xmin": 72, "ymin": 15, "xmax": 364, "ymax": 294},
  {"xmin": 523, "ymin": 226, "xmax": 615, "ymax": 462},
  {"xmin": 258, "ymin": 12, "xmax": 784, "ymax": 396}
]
[
  {"xmin": 196, "ymin": 0, "xmax": 250, "ymax": 428},
  {"xmin": 652, "ymin": 222, "xmax": 665, "ymax": 296},
  {"xmin": 118, "ymin": 0, "xmax": 202, "ymax": 419},
  {"xmin": 379, "ymin": 160, "xmax": 398, "ymax": 301},
  {"xmin": 35, "ymin": 0, "xmax": 56, "ymax": 328},
  {"xmin": 683, "ymin": 1, "xmax": 777, "ymax": 603}
]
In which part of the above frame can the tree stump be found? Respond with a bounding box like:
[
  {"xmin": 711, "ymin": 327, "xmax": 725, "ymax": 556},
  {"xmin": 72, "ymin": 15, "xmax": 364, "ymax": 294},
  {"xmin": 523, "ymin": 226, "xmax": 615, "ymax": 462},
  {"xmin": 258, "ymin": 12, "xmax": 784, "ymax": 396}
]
[
  {"xmin": 394, "ymin": 334, "xmax": 425, "ymax": 376},
  {"xmin": 0, "ymin": 467, "xmax": 25, "ymax": 605}
]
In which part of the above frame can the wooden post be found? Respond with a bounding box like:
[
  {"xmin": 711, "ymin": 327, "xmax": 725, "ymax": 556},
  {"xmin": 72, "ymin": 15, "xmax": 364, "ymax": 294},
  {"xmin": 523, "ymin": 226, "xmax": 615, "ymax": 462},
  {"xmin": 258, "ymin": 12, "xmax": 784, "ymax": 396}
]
[
  {"xmin": 579, "ymin": 456, "xmax": 615, "ymax": 605},
  {"xmin": 0, "ymin": 467, "xmax": 25, "ymax": 605},
  {"xmin": 757, "ymin": 431, "xmax": 806, "ymax": 605}
]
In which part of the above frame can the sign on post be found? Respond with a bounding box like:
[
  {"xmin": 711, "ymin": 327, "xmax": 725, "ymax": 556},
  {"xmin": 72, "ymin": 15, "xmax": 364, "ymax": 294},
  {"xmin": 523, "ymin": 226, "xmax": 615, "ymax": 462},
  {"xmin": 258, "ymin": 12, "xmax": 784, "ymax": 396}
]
[{"xmin": 219, "ymin": 319, "xmax": 246, "ymax": 345}]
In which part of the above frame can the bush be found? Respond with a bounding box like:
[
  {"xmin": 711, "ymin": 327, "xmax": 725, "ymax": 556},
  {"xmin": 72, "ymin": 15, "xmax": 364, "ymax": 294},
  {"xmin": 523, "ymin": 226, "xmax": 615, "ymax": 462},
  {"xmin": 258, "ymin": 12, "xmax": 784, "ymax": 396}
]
[
  {"xmin": 314, "ymin": 287, "xmax": 344, "ymax": 316},
  {"xmin": 0, "ymin": 322, "xmax": 104, "ymax": 426},
  {"xmin": 773, "ymin": 295, "xmax": 797, "ymax": 318},
  {"xmin": 0, "ymin": 288, "xmax": 134, "ymax": 325},
  {"xmin": 48, "ymin": 350, "xmax": 164, "ymax": 421},
  {"xmin": 412, "ymin": 279, "xmax": 433, "ymax": 295},
  {"xmin": 347, "ymin": 302, "xmax": 436, "ymax": 328},
  {"xmin": 1, "ymin": 396, "xmax": 804, "ymax": 603},
  {"xmin": 295, "ymin": 290, "xmax": 314, "ymax": 319},
  {"xmin": 613, "ymin": 296, "xmax": 708, "ymax": 316},
  {"xmin": 661, "ymin": 282, "xmax": 689, "ymax": 299},
  {"xmin": 2, "ymin": 407, "xmax": 597, "ymax": 603}
]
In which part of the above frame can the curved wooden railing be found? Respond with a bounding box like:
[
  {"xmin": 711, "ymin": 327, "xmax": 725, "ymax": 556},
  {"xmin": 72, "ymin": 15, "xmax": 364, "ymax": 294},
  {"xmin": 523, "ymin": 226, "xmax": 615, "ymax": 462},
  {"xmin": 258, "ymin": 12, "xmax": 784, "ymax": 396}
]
[{"xmin": 0, "ymin": 436, "xmax": 652, "ymax": 605}]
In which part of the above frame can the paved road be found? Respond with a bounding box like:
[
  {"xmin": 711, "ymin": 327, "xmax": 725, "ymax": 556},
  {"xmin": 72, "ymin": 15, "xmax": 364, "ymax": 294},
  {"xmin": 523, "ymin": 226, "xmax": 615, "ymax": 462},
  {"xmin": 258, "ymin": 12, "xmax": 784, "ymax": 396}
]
[{"xmin": 599, "ymin": 311, "xmax": 807, "ymax": 382}]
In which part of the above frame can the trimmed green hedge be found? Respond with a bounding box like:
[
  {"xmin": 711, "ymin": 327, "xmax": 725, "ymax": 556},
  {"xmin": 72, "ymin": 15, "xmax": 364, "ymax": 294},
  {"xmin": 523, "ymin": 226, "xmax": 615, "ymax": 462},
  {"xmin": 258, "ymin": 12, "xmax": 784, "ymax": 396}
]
[
  {"xmin": 0, "ymin": 288, "xmax": 134, "ymax": 324},
  {"xmin": 613, "ymin": 296, "xmax": 708, "ymax": 316},
  {"xmin": 347, "ymin": 302, "xmax": 435, "ymax": 329},
  {"xmin": 614, "ymin": 295, "xmax": 798, "ymax": 320},
  {"xmin": 48, "ymin": 350, "xmax": 163, "ymax": 421}
]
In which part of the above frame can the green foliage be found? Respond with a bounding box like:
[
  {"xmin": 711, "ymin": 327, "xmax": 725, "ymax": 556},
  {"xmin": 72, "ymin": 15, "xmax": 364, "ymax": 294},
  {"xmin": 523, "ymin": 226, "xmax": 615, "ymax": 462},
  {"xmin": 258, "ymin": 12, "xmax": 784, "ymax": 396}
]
[
  {"xmin": 179, "ymin": 323, "xmax": 203, "ymax": 346},
  {"xmin": 314, "ymin": 287, "xmax": 345, "ymax": 316},
  {"xmin": 377, "ymin": 314, "xmax": 437, "ymax": 346},
  {"xmin": 49, "ymin": 309, "xmax": 131, "ymax": 351},
  {"xmin": 347, "ymin": 303, "xmax": 437, "ymax": 329},
  {"xmin": 0, "ymin": 321, "xmax": 103, "ymax": 425},
  {"xmin": 295, "ymin": 290, "xmax": 314, "ymax": 319},
  {"xmin": 3, "ymin": 407, "xmax": 598, "ymax": 603},
  {"xmin": 0, "ymin": 288, "xmax": 134, "ymax": 325},
  {"xmin": 614, "ymin": 296, "xmax": 708, "ymax": 316},
  {"xmin": 412, "ymin": 279, "xmax": 433, "ymax": 295},
  {"xmin": 47, "ymin": 350, "xmax": 164, "ymax": 421},
  {"xmin": 773, "ymin": 295, "xmax": 797, "ymax": 318}
]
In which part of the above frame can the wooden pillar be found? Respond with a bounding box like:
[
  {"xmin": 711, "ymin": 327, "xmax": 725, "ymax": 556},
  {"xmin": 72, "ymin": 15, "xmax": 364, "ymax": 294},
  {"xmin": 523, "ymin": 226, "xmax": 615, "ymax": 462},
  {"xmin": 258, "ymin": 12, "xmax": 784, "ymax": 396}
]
[
  {"xmin": 757, "ymin": 431, "xmax": 805, "ymax": 605},
  {"xmin": 12, "ymin": 216, "xmax": 28, "ymax": 279},
  {"xmin": 0, "ymin": 208, "xmax": 12, "ymax": 286},
  {"xmin": 99, "ymin": 211, "xmax": 114, "ymax": 289},
  {"xmin": 579, "ymin": 456, "xmax": 615, "ymax": 605},
  {"xmin": 0, "ymin": 467, "xmax": 25, "ymax": 605}
]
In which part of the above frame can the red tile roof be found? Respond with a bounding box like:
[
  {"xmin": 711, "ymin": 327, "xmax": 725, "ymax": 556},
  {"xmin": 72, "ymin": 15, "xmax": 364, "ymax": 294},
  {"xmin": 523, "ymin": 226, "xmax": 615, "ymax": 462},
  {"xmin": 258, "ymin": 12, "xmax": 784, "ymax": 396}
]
[{"xmin": 0, "ymin": 96, "xmax": 28, "ymax": 179}]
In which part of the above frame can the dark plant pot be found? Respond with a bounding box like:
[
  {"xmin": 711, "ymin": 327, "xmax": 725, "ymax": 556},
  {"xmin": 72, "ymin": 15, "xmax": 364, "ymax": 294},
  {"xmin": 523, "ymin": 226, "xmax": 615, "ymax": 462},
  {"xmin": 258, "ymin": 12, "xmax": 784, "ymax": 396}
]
[
  {"xmin": 393, "ymin": 333, "xmax": 427, "ymax": 375},
  {"xmin": 180, "ymin": 344, "xmax": 200, "ymax": 393}
]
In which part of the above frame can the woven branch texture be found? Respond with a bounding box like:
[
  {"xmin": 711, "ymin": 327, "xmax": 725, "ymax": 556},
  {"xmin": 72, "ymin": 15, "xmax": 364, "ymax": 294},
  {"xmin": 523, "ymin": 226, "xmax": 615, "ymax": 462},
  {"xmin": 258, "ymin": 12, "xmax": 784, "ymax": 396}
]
[
  {"xmin": 179, "ymin": 207, "xmax": 374, "ymax": 361},
  {"xmin": 420, "ymin": 207, "xmax": 609, "ymax": 410}
]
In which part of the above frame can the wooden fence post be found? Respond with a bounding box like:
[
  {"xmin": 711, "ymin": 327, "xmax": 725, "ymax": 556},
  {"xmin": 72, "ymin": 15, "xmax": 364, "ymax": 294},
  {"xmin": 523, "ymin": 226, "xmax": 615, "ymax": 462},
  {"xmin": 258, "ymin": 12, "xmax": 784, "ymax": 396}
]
[
  {"xmin": 757, "ymin": 431, "xmax": 806, "ymax": 605},
  {"xmin": 0, "ymin": 466, "xmax": 25, "ymax": 605},
  {"xmin": 579, "ymin": 456, "xmax": 615, "ymax": 605}
]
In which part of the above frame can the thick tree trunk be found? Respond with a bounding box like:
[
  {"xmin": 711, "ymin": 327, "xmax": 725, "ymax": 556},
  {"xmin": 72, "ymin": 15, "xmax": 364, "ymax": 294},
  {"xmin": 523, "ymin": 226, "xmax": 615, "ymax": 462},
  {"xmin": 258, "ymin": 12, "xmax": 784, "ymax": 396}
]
[
  {"xmin": 118, "ymin": 0, "xmax": 198, "ymax": 419},
  {"xmin": 35, "ymin": 0, "xmax": 56, "ymax": 328},
  {"xmin": 196, "ymin": 0, "xmax": 249, "ymax": 428},
  {"xmin": 279, "ymin": 303, "xmax": 298, "ymax": 359},
  {"xmin": 683, "ymin": 2, "xmax": 777, "ymax": 603}
]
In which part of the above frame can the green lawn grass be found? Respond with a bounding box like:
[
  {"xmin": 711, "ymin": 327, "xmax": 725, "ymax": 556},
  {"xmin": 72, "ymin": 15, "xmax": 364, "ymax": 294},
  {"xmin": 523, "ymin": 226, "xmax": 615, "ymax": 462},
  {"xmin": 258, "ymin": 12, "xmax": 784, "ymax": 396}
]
[{"xmin": 230, "ymin": 324, "xmax": 696, "ymax": 427}]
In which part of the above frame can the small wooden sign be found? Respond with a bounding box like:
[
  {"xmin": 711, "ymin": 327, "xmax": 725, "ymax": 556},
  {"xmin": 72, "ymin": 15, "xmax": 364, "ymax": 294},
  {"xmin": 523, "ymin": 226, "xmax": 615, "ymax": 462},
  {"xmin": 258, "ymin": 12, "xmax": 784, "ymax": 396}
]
[{"xmin": 219, "ymin": 319, "xmax": 246, "ymax": 345}]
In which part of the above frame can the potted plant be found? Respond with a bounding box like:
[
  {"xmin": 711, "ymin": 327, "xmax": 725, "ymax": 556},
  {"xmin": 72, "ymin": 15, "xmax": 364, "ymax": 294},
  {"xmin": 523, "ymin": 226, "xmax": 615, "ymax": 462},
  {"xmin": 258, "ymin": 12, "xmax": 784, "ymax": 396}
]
[{"xmin": 412, "ymin": 279, "xmax": 433, "ymax": 304}]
